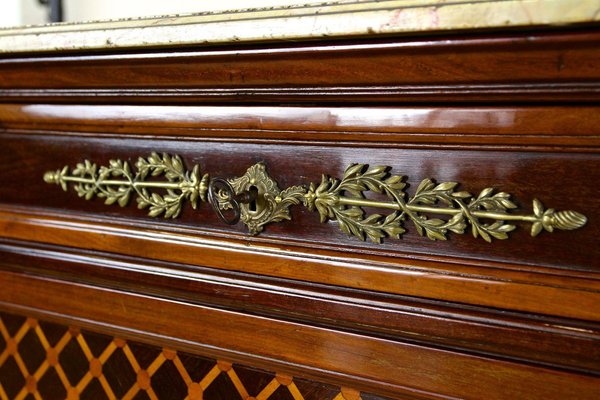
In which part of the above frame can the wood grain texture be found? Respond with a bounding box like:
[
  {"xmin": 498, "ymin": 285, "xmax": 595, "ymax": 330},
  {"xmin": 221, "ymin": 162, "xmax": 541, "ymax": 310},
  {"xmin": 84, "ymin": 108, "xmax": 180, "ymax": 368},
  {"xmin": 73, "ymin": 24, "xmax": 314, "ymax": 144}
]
[
  {"xmin": 1, "ymin": 104, "xmax": 599, "ymax": 150},
  {"xmin": 1, "ymin": 239, "xmax": 599, "ymax": 376},
  {"xmin": 1, "ymin": 270, "xmax": 599, "ymax": 400},
  {"xmin": 0, "ymin": 205, "xmax": 598, "ymax": 322},
  {"xmin": 0, "ymin": 29, "xmax": 599, "ymax": 104}
]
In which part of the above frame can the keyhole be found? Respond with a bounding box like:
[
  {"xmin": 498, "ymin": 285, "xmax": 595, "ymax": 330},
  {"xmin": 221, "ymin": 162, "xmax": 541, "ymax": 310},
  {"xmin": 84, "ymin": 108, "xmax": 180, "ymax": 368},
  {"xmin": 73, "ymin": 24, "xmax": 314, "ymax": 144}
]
[{"xmin": 248, "ymin": 186, "xmax": 258, "ymax": 212}]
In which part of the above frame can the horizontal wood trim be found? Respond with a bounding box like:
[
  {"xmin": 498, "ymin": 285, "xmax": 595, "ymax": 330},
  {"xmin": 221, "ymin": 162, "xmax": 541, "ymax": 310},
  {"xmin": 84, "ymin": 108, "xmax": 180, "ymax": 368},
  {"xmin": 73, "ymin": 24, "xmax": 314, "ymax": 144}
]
[
  {"xmin": 0, "ymin": 207, "xmax": 598, "ymax": 322},
  {"xmin": 1, "ymin": 270, "xmax": 599, "ymax": 400},
  {"xmin": 2, "ymin": 83, "xmax": 600, "ymax": 104},
  {"xmin": 1, "ymin": 104, "xmax": 599, "ymax": 149},
  {"xmin": 1, "ymin": 239, "xmax": 598, "ymax": 375},
  {"xmin": 1, "ymin": 30, "xmax": 599, "ymax": 103}
]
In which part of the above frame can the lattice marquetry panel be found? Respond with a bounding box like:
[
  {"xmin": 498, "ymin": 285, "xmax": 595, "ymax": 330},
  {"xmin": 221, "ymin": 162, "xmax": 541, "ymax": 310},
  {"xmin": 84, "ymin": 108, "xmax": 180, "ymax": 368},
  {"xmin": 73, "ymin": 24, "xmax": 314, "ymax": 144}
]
[{"xmin": 0, "ymin": 311, "xmax": 389, "ymax": 400}]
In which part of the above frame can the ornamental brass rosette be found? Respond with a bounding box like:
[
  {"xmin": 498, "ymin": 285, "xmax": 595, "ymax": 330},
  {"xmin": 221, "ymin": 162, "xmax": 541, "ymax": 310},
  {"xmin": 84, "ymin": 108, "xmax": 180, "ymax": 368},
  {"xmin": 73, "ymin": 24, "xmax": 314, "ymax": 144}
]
[{"xmin": 44, "ymin": 154, "xmax": 587, "ymax": 244}]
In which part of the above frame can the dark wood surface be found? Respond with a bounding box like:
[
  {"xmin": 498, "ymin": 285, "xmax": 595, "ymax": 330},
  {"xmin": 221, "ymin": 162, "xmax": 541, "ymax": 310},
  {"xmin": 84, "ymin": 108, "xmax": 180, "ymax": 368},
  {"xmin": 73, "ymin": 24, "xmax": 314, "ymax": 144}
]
[
  {"xmin": 1, "ymin": 104, "xmax": 600, "ymax": 150},
  {"xmin": 0, "ymin": 29, "xmax": 599, "ymax": 104},
  {"xmin": 0, "ymin": 27, "xmax": 599, "ymax": 399},
  {"xmin": 0, "ymin": 133, "xmax": 598, "ymax": 271}
]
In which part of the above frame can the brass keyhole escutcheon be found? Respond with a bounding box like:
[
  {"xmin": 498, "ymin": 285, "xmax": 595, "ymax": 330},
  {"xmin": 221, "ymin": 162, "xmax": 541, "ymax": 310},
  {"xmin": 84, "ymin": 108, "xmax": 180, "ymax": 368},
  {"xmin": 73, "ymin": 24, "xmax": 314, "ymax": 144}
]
[
  {"xmin": 207, "ymin": 178, "xmax": 258, "ymax": 226},
  {"xmin": 246, "ymin": 186, "xmax": 259, "ymax": 213},
  {"xmin": 238, "ymin": 182, "xmax": 268, "ymax": 219}
]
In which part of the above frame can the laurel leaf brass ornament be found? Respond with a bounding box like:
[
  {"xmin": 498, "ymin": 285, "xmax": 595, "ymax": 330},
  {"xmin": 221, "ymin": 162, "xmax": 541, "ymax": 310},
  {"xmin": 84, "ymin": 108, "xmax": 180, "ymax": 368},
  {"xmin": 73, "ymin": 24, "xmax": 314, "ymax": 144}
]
[
  {"xmin": 44, "ymin": 154, "xmax": 587, "ymax": 243},
  {"xmin": 44, "ymin": 153, "xmax": 209, "ymax": 219},
  {"xmin": 301, "ymin": 164, "xmax": 587, "ymax": 243}
]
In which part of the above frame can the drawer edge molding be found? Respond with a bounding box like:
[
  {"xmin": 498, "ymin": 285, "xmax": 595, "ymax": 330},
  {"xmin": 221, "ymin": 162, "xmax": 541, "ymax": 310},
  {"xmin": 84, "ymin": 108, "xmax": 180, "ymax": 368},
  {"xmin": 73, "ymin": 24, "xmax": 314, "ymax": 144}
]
[{"xmin": 0, "ymin": 206, "xmax": 598, "ymax": 320}]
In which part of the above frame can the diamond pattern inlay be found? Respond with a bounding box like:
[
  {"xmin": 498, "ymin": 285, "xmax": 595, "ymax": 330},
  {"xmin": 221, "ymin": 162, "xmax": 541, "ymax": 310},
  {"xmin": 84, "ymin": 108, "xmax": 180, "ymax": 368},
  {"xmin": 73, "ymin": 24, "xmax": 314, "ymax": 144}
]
[{"xmin": 0, "ymin": 312, "xmax": 390, "ymax": 400}]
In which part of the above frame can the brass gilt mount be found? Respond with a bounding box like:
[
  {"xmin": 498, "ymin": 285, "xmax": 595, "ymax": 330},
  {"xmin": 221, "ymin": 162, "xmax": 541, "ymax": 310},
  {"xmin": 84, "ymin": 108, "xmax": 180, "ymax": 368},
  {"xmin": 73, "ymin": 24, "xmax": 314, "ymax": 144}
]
[
  {"xmin": 44, "ymin": 153, "xmax": 209, "ymax": 219},
  {"xmin": 44, "ymin": 153, "xmax": 587, "ymax": 244}
]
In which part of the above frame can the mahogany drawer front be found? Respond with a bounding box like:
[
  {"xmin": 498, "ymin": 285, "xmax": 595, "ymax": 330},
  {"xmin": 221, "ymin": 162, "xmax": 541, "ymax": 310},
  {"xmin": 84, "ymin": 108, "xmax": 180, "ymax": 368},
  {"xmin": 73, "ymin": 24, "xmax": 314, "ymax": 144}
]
[
  {"xmin": 0, "ymin": 103, "xmax": 598, "ymax": 317},
  {"xmin": 2, "ymin": 128, "xmax": 597, "ymax": 271}
]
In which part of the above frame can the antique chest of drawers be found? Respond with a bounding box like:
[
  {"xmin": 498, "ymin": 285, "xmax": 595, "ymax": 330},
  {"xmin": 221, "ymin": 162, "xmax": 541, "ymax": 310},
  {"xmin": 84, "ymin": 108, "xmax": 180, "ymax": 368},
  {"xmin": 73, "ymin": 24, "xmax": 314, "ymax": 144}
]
[{"xmin": 0, "ymin": 2, "xmax": 599, "ymax": 399}]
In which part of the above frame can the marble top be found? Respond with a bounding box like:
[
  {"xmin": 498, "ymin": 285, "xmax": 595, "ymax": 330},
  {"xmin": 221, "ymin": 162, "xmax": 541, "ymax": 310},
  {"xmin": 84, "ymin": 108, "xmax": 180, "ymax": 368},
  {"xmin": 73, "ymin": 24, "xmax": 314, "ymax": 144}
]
[{"xmin": 0, "ymin": 0, "xmax": 599, "ymax": 53}]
